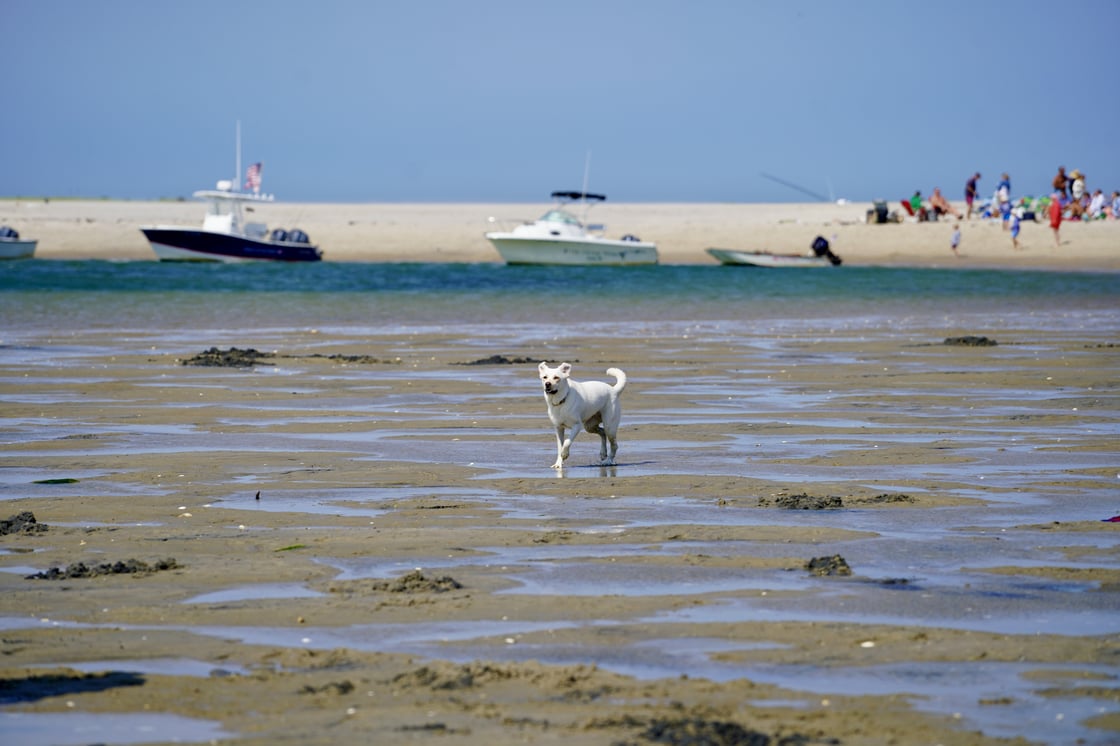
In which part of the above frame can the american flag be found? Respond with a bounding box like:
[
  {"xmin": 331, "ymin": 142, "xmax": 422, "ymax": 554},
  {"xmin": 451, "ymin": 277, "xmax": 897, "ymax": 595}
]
[{"xmin": 244, "ymin": 162, "xmax": 262, "ymax": 193}]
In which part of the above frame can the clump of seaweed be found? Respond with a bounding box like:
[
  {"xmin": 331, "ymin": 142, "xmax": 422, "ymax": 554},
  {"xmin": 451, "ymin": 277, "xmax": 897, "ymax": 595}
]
[
  {"xmin": 181, "ymin": 347, "xmax": 274, "ymax": 367},
  {"xmin": 806, "ymin": 555, "xmax": 852, "ymax": 577},
  {"xmin": 26, "ymin": 558, "xmax": 179, "ymax": 580},
  {"xmin": 943, "ymin": 335, "xmax": 997, "ymax": 346},
  {"xmin": 371, "ymin": 569, "xmax": 463, "ymax": 593},
  {"xmin": 760, "ymin": 493, "xmax": 843, "ymax": 510},
  {"xmin": 1, "ymin": 511, "xmax": 49, "ymax": 536}
]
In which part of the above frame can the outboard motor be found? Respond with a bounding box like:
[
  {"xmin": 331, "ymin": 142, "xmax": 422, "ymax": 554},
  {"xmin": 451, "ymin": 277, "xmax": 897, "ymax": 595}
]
[
  {"xmin": 0, "ymin": 225, "xmax": 19, "ymax": 239},
  {"xmin": 811, "ymin": 235, "xmax": 842, "ymax": 266},
  {"xmin": 287, "ymin": 229, "xmax": 310, "ymax": 244},
  {"xmin": 270, "ymin": 228, "xmax": 289, "ymax": 242}
]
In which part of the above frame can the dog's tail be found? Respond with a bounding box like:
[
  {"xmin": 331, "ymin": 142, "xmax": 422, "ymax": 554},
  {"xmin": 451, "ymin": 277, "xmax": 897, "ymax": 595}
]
[{"xmin": 606, "ymin": 367, "xmax": 627, "ymax": 393}]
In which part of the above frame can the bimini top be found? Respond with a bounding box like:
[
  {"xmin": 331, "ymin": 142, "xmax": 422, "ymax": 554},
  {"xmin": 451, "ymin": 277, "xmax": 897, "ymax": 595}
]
[
  {"xmin": 550, "ymin": 191, "xmax": 606, "ymax": 202},
  {"xmin": 193, "ymin": 180, "xmax": 275, "ymax": 203}
]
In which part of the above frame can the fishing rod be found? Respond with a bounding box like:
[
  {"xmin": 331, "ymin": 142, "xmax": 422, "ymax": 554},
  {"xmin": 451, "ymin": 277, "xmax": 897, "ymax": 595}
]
[{"xmin": 760, "ymin": 172, "xmax": 830, "ymax": 202}]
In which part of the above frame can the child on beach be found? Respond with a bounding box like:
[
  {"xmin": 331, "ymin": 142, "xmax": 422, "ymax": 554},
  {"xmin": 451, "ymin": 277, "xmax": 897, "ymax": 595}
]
[
  {"xmin": 1049, "ymin": 193, "xmax": 1063, "ymax": 247},
  {"xmin": 1010, "ymin": 210, "xmax": 1021, "ymax": 250},
  {"xmin": 950, "ymin": 224, "xmax": 961, "ymax": 256}
]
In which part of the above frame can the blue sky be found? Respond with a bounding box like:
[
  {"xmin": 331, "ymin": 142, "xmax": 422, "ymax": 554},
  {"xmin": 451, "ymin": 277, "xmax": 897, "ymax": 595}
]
[{"xmin": 4, "ymin": 0, "xmax": 1118, "ymax": 203}]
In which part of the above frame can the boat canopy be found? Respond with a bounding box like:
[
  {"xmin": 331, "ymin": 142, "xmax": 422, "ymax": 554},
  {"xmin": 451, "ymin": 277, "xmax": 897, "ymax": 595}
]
[
  {"xmin": 193, "ymin": 189, "xmax": 274, "ymax": 203},
  {"xmin": 550, "ymin": 191, "xmax": 606, "ymax": 202}
]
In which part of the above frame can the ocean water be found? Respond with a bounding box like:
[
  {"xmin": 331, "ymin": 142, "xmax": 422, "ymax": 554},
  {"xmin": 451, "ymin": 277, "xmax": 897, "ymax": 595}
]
[{"xmin": 2, "ymin": 260, "xmax": 1118, "ymax": 334}]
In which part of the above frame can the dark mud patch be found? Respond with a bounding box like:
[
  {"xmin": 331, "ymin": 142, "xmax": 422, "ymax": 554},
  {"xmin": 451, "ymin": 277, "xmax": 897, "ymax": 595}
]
[
  {"xmin": 1, "ymin": 511, "xmax": 49, "ymax": 536},
  {"xmin": 394, "ymin": 662, "xmax": 515, "ymax": 691},
  {"xmin": 852, "ymin": 493, "xmax": 915, "ymax": 505},
  {"xmin": 181, "ymin": 347, "xmax": 398, "ymax": 368},
  {"xmin": 182, "ymin": 347, "xmax": 274, "ymax": 367},
  {"xmin": 760, "ymin": 493, "xmax": 843, "ymax": 510},
  {"xmin": 805, "ymin": 555, "xmax": 852, "ymax": 577},
  {"xmin": 26, "ymin": 557, "xmax": 179, "ymax": 580},
  {"xmin": 612, "ymin": 716, "xmax": 829, "ymax": 746},
  {"xmin": 303, "ymin": 353, "xmax": 395, "ymax": 364},
  {"xmin": 943, "ymin": 335, "xmax": 998, "ymax": 346},
  {"xmin": 0, "ymin": 671, "xmax": 145, "ymax": 703},
  {"xmin": 393, "ymin": 661, "xmax": 613, "ymax": 703},
  {"xmin": 371, "ymin": 569, "xmax": 463, "ymax": 594},
  {"xmin": 618, "ymin": 718, "xmax": 770, "ymax": 746},
  {"xmin": 453, "ymin": 354, "xmax": 537, "ymax": 366},
  {"xmin": 760, "ymin": 493, "xmax": 915, "ymax": 510},
  {"xmin": 299, "ymin": 680, "xmax": 355, "ymax": 696}
]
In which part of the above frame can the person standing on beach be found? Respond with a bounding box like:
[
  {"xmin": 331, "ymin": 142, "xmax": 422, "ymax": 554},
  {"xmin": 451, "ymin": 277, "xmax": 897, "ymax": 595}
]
[
  {"xmin": 1049, "ymin": 192, "xmax": 1063, "ymax": 247},
  {"xmin": 950, "ymin": 223, "xmax": 961, "ymax": 256},
  {"xmin": 1009, "ymin": 208, "xmax": 1022, "ymax": 250},
  {"xmin": 1068, "ymin": 170, "xmax": 1087, "ymax": 219},
  {"xmin": 964, "ymin": 172, "xmax": 980, "ymax": 219},
  {"xmin": 1052, "ymin": 166, "xmax": 1070, "ymax": 199},
  {"xmin": 997, "ymin": 173, "xmax": 1012, "ymax": 229}
]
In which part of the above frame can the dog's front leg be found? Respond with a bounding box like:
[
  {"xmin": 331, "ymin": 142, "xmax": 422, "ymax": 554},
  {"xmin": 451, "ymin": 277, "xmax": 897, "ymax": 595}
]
[{"xmin": 553, "ymin": 424, "xmax": 580, "ymax": 468}]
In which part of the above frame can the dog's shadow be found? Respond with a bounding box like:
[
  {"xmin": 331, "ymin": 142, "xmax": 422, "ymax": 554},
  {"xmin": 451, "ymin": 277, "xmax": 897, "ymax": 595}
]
[{"xmin": 555, "ymin": 460, "xmax": 655, "ymax": 477}]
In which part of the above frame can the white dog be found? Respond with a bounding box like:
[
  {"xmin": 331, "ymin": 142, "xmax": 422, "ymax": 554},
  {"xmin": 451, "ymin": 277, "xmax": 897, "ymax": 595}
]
[{"xmin": 538, "ymin": 361, "xmax": 627, "ymax": 468}]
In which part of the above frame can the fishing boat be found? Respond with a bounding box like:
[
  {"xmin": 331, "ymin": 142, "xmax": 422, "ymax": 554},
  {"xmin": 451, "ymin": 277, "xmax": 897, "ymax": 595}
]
[
  {"xmin": 485, "ymin": 191, "xmax": 658, "ymax": 266},
  {"xmin": 141, "ymin": 188, "xmax": 321, "ymax": 263},
  {"xmin": 140, "ymin": 128, "xmax": 321, "ymax": 262},
  {"xmin": 707, "ymin": 236, "xmax": 842, "ymax": 268},
  {"xmin": 0, "ymin": 226, "xmax": 36, "ymax": 260}
]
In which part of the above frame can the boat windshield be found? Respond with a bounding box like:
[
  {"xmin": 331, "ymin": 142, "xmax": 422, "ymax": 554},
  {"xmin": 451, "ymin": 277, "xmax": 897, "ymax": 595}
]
[
  {"xmin": 539, "ymin": 209, "xmax": 580, "ymax": 224},
  {"xmin": 205, "ymin": 200, "xmax": 234, "ymax": 216}
]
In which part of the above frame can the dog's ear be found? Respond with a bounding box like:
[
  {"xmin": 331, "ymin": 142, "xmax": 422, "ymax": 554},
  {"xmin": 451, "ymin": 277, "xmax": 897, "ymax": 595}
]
[
  {"xmin": 538, "ymin": 361, "xmax": 549, "ymax": 373},
  {"xmin": 559, "ymin": 362, "xmax": 571, "ymax": 376}
]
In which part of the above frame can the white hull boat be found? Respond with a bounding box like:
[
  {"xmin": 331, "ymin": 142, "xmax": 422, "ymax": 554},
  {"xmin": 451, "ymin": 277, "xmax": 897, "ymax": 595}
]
[
  {"xmin": 486, "ymin": 191, "xmax": 657, "ymax": 266},
  {"xmin": 0, "ymin": 226, "xmax": 36, "ymax": 259},
  {"xmin": 707, "ymin": 237, "xmax": 842, "ymax": 268}
]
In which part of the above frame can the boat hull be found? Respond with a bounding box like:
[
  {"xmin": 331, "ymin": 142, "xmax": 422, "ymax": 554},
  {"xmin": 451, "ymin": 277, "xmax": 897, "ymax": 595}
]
[
  {"xmin": 142, "ymin": 229, "xmax": 322, "ymax": 263},
  {"xmin": 706, "ymin": 248, "xmax": 835, "ymax": 268},
  {"xmin": 0, "ymin": 239, "xmax": 37, "ymax": 260},
  {"xmin": 486, "ymin": 235, "xmax": 658, "ymax": 266}
]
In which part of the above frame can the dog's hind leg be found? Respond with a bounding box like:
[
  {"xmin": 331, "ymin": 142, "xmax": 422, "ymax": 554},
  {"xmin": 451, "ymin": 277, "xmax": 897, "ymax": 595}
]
[
  {"xmin": 592, "ymin": 424, "xmax": 609, "ymax": 463},
  {"xmin": 605, "ymin": 431, "xmax": 618, "ymax": 465}
]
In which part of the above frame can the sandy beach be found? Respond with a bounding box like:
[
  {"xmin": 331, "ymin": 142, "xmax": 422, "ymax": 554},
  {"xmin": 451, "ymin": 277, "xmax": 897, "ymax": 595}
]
[{"xmin": 2, "ymin": 198, "xmax": 1119, "ymax": 270}]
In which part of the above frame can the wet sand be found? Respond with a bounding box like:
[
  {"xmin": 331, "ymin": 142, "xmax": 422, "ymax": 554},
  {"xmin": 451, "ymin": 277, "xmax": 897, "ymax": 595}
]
[
  {"xmin": 3, "ymin": 198, "xmax": 1120, "ymax": 270},
  {"xmin": 1, "ymin": 320, "xmax": 1118, "ymax": 745}
]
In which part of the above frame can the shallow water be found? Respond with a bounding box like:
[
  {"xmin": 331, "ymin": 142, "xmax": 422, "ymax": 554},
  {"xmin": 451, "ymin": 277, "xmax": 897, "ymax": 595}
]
[
  {"xmin": 0, "ymin": 711, "xmax": 231, "ymax": 746},
  {"xmin": 2, "ymin": 261, "xmax": 1119, "ymax": 743}
]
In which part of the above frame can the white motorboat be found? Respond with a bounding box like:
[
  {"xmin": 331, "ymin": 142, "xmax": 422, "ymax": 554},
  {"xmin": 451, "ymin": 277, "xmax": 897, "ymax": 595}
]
[
  {"xmin": 0, "ymin": 226, "xmax": 36, "ymax": 260},
  {"xmin": 485, "ymin": 192, "xmax": 658, "ymax": 266},
  {"xmin": 707, "ymin": 236, "xmax": 842, "ymax": 268},
  {"xmin": 140, "ymin": 127, "xmax": 321, "ymax": 262}
]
